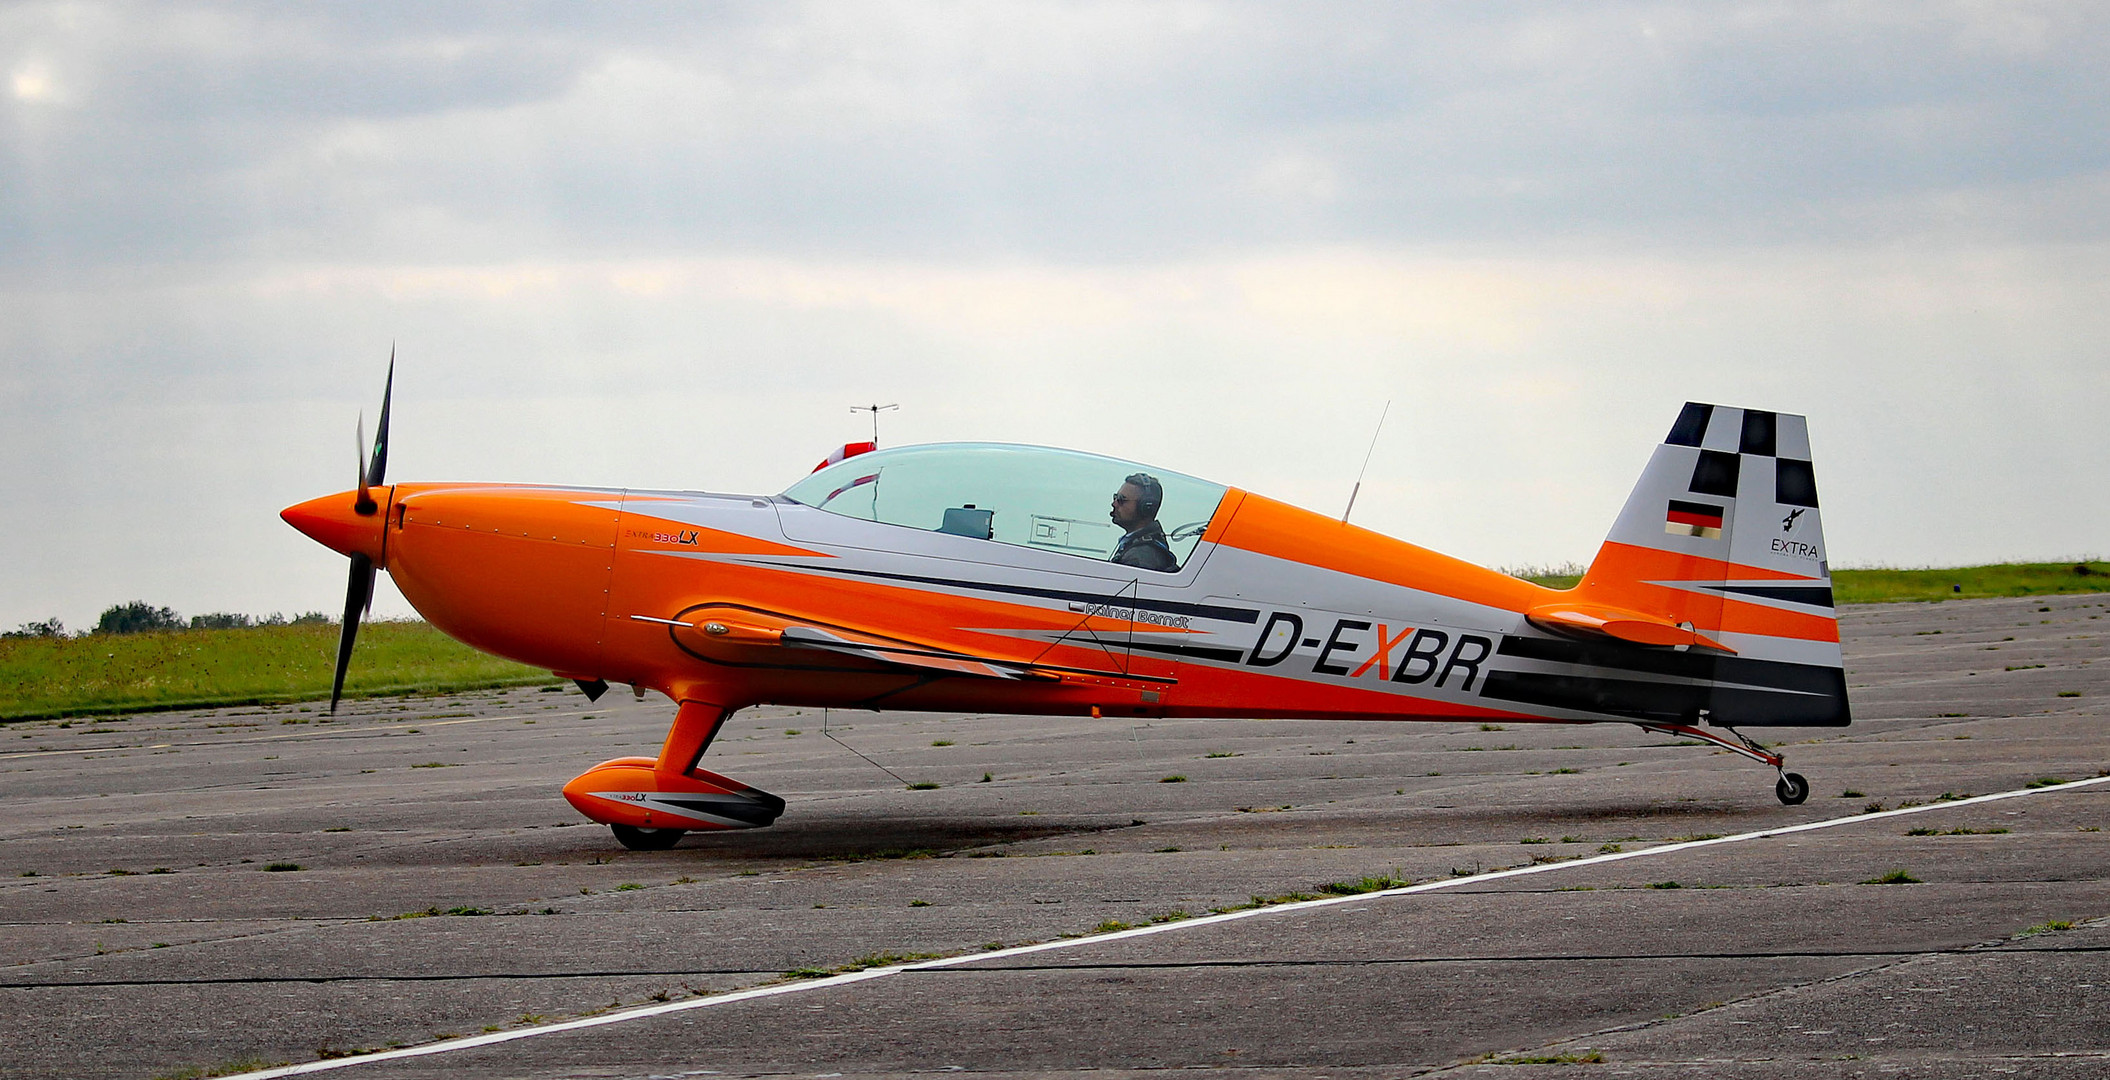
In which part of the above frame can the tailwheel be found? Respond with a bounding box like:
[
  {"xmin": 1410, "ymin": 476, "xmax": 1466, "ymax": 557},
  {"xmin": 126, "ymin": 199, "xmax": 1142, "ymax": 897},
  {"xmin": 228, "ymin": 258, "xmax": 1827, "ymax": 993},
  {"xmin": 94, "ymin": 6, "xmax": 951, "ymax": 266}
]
[
  {"xmin": 1638, "ymin": 722, "xmax": 1808, "ymax": 806},
  {"xmin": 610, "ymin": 824, "xmax": 686, "ymax": 851}
]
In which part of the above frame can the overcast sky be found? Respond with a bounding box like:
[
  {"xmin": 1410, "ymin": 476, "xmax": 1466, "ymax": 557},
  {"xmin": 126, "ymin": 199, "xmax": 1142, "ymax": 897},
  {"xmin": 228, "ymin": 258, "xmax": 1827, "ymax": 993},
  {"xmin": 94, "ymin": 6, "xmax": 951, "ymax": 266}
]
[{"xmin": 4, "ymin": 1, "xmax": 2107, "ymax": 630}]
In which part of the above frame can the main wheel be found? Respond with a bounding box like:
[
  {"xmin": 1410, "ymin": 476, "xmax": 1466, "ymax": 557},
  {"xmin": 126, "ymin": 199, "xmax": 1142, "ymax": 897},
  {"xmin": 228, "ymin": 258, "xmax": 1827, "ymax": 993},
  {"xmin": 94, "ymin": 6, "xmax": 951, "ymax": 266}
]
[
  {"xmin": 1775, "ymin": 771, "xmax": 1810, "ymax": 806},
  {"xmin": 611, "ymin": 824, "xmax": 686, "ymax": 851}
]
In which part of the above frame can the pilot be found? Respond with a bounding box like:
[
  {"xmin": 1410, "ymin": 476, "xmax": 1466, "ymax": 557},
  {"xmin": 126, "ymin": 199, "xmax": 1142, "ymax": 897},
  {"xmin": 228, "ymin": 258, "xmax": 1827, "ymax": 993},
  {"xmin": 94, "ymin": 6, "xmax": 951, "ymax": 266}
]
[{"xmin": 1109, "ymin": 473, "xmax": 1178, "ymax": 572}]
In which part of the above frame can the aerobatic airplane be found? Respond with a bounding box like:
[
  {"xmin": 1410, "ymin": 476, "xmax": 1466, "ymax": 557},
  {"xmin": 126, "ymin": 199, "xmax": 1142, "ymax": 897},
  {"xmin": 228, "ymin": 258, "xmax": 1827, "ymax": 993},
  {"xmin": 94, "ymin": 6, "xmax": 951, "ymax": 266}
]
[{"xmin": 284, "ymin": 368, "xmax": 1846, "ymax": 850}]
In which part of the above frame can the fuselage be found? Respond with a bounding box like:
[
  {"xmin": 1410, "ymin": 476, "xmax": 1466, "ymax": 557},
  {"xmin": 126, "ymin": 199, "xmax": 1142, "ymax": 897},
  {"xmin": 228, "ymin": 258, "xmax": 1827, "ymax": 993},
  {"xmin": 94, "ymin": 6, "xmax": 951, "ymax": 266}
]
[
  {"xmin": 290, "ymin": 476, "xmax": 1571, "ymax": 724},
  {"xmin": 286, "ymin": 458, "xmax": 1843, "ymax": 730}
]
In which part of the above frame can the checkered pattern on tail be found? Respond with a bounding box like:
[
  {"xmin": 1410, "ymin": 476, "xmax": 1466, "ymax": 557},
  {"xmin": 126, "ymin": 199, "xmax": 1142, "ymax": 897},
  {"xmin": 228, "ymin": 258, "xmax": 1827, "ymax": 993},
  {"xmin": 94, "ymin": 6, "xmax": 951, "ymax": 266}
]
[{"xmin": 1593, "ymin": 402, "xmax": 1830, "ymax": 593}]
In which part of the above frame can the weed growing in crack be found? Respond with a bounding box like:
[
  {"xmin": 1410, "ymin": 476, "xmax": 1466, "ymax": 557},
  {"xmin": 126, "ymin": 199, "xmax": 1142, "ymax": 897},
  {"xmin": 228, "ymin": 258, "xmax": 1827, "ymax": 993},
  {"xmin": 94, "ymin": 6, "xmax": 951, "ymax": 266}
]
[{"xmin": 1862, "ymin": 868, "xmax": 1922, "ymax": 885}]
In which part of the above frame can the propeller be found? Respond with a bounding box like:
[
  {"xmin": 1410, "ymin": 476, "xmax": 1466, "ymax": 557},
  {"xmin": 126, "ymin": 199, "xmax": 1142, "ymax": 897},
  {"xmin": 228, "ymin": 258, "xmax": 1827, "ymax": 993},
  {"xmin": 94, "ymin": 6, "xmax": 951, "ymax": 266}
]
[{"xmin": 331, "ymin": 349, "xmax": 394, "ymax": 713}]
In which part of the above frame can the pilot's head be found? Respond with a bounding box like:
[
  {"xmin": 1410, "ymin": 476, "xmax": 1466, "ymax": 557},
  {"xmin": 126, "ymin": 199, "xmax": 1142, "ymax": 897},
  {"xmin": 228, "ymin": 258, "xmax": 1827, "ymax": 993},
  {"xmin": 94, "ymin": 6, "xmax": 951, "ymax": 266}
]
[{"xmin": 1110, "ymin": 472, "xmax": 1163, "ymax": 530}]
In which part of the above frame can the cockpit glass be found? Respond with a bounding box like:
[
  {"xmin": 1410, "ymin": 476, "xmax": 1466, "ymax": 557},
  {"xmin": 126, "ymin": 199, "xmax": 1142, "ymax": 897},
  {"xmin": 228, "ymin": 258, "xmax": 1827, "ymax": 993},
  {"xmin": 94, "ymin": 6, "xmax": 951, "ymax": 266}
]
[{"xmin": 781, "ymin": 443, "xmax": 1228, "ymax": 572}]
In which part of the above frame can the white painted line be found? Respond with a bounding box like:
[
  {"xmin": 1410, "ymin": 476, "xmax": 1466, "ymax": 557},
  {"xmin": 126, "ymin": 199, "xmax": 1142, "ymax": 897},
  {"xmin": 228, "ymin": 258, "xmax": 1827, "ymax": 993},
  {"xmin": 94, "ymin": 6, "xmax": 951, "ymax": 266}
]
[{"xmin": 219, "ymin": 774, "xmax": 2110, "ymax": 1079}]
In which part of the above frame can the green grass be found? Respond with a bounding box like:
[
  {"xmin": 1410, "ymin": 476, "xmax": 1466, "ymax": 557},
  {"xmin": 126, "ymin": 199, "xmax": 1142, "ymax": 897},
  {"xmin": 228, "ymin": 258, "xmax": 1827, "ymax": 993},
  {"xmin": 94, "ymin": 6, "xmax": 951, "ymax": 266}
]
[
  {"xmin": 1862, "ymin": 868, "xmax": 1923, "ymax": 885},
  {"xmin": 1316, "ymin": 874, "xmax": 1409, "ymax": 895},
  {"xmin": 1830, "ymin": 562, "xmax": 2109, "ymax": 603},
  {"xmin": 153, "ymin": 1057, "xmax": 277, "ymax": 1080},
  {"xmin": 786, "ymin": 950, "xmax": 947, "ymax": 978},
  {"xmin": 0, "ymin": 620, "xmax": 558, "ymax": 720},
  {"xmin": 1521, "ymin": 560, "xmax": 2109, "ymax": 602},
  {"xmin": 1492, "ymin": 1052, "xmax": 1605, "ymax": 1065},
  {"xmin": 370, "ymin": 906, "xmax": 495, "ymax": 920}
]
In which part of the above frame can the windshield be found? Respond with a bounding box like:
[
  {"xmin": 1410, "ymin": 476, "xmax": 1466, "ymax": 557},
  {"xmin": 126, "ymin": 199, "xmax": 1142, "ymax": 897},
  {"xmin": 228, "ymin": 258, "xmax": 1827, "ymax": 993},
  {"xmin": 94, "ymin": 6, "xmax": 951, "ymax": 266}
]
[{"xmin": 782, "ymin": 443, "xmax": 1228, "ymax": 572}]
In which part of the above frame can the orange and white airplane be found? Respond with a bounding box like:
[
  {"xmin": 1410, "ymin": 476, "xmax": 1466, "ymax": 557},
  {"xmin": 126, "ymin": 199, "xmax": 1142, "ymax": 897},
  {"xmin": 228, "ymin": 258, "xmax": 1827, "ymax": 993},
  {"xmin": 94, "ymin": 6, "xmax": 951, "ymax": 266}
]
[{"xmin": 284, "ymin": 369, "xmax": 1846, "ymax": 850}]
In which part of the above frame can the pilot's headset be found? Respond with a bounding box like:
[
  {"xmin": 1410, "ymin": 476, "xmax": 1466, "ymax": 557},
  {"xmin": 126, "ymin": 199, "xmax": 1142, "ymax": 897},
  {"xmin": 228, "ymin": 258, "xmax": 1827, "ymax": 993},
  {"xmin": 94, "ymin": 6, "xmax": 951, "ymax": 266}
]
[{"xmin": 1125, "ymin": 472, "xmax": 1164, "ymax": 519}]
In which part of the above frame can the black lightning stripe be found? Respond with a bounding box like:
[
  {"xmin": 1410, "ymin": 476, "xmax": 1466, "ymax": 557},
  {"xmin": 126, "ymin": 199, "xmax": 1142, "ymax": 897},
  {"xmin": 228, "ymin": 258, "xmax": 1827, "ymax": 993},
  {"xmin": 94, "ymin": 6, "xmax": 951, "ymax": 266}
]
[
  {"xmin": 1125, "ymin": 639, "xmax": 1251, "ymax": 664},
  {"xmin": 1709, "ymin": 584, "xmax": 1835, "ymax": 608},
  {"xmin": 657, "ymin": 796, "xmax": 784, "ymax": 827}
]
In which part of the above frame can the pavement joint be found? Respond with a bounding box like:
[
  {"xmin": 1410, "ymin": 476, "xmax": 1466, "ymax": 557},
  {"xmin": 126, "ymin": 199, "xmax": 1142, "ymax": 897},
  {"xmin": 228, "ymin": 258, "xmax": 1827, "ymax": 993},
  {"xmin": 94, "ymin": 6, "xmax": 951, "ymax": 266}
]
[
  {"xmin": 2, "ymin": 969, "xmax": 792, "ymax": 989},
  {"xmin": 18, "ymin": 943, "xmax": 2110, "ymax": 992},
  {"xmin": 0, "ymin": 709, "xmax": 590, "ymax": 761}
]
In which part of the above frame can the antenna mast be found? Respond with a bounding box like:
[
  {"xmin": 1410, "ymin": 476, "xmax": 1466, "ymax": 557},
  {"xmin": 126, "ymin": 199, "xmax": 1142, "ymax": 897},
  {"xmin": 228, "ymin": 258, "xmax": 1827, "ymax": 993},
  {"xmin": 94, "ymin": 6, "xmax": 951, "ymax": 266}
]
[
  {"xmin": 1340, "ymin": 400, "xmax": 1391, "ymax": 524},
  {"xmin": 850, "ymin": 403, "xmax": 899, "ymax": 447}
]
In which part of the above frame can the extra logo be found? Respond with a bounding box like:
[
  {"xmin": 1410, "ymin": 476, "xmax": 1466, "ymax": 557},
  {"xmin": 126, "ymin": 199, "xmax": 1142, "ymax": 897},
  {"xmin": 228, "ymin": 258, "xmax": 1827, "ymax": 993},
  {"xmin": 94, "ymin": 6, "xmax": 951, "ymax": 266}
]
[
  {"xmin": 1245, "ymin": 612, "xmax": 1494, "ymax": 691},
  {"xmin": 627, "ymin": 527, "xmax": 703, "ymax": 546},
  {"xmin": 1771, "ymin": 537, "xmax": 1821, "ymax": 560},
  {"xmin": 1770, "ymin": 507, "xmax": 1819, "ymax": 558}
]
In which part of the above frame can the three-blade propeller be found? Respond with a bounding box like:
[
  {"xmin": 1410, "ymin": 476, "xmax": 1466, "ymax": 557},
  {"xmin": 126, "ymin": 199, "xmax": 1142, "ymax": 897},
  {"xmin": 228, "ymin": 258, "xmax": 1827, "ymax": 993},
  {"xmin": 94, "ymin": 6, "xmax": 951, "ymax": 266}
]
[{"xmin": 331, "ymin": 350, "xmax": 394, "ymax": 713}]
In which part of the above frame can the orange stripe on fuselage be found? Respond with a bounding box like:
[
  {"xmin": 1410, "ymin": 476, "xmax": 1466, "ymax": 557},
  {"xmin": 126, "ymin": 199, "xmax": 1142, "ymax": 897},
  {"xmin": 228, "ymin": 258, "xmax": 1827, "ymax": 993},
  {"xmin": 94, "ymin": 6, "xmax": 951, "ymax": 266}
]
[
  {"xmin": 1583, "ymin": 541, "xmax": 1822, "ymax": 585},
  {"xmin": 1212, "ymin": 492, "xmax": 1555, "ymax": 613},
  {"xmin": 1578, "ymin": 542, "xmax": 1837, "ymax": 643},
  {"xmin": 1714, "ymin": 602, "xmax": 1838, "ymax": 642},
  {"xmin": 1171, "ymin": 661, "xmax": 1538, "ymax": 723}
]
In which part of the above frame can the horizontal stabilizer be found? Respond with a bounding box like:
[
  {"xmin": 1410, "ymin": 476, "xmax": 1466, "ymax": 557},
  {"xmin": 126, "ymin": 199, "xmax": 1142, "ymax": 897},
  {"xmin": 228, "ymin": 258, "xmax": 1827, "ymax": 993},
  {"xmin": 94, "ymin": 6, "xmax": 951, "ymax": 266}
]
[{"xmin": 1526, "ymin": 601, "xmax": 1734, "ymax": 653}]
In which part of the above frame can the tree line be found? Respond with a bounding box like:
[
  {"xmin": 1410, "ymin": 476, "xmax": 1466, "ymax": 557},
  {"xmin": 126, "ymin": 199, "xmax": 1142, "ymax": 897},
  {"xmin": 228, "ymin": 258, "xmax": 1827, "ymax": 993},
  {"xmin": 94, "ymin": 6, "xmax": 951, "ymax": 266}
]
[{"xmin": 5, "ymin": 603, "xmax": 334, "ymax": 639}]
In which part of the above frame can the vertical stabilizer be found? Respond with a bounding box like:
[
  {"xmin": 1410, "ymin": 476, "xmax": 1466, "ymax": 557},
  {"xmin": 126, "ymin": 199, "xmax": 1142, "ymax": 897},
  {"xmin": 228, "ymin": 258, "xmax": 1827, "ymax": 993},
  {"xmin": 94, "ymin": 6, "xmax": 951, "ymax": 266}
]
[{"xmin": 1565, "ymin": 402, "xmax": 1846, "ymax": 726}]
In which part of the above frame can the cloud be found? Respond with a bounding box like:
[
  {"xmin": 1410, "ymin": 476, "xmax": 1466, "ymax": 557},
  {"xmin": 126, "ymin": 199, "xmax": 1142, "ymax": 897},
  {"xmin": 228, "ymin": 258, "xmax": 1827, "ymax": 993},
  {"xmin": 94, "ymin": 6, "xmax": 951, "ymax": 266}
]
[
  {"xmin": 2, "ymin": 2, "xmax": 2107, "ymax": 628},
  {"xmin": 7, "ymin": 1, "xmax": 2110, "ymax": 270}
]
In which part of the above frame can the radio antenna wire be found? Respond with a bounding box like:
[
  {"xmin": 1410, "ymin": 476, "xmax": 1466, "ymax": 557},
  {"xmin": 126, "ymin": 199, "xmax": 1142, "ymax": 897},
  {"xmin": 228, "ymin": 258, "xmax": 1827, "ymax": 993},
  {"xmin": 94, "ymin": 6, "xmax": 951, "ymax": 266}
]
[{"xmin": 1341, "ymin": 400, "xmax": 1391, "ymax": 524}]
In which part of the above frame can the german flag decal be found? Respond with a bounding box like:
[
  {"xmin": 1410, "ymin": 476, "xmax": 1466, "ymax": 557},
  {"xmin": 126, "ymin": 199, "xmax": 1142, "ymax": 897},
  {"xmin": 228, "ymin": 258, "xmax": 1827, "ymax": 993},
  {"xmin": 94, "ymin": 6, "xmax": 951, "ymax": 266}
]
[{"xmin": 1664, "ymin": 499, "xmax": 1725, "ymax": 539}]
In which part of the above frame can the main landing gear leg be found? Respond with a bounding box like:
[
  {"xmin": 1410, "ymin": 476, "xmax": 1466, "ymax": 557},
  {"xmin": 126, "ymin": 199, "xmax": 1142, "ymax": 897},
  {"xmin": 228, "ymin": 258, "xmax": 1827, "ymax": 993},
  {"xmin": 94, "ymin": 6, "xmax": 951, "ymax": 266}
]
[
  {"xmin": 562, "ymin": 699, "xmax": 785, "ymax": 847},
  {"xmin": 656, "ymin": 700, "xmax": 730, "ymax": 776},
  {"xmin": 602, "ymin": 701, "xmax": 732, "ymax": 851},
  {"xmin": 1639, "ymin": 722, "xmax": 1809, "ymax": 806}
]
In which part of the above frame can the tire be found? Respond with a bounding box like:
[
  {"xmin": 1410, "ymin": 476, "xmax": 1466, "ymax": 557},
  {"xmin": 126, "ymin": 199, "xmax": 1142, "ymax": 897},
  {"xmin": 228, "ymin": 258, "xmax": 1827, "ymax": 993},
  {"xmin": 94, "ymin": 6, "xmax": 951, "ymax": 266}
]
[
  {"xmin": 611, "ymin": 824, "xmax": 686, "ymax": 851},
  {"xmin": 1775, "ymin": 771, "xmax": 1810, "ymax": 806}
]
